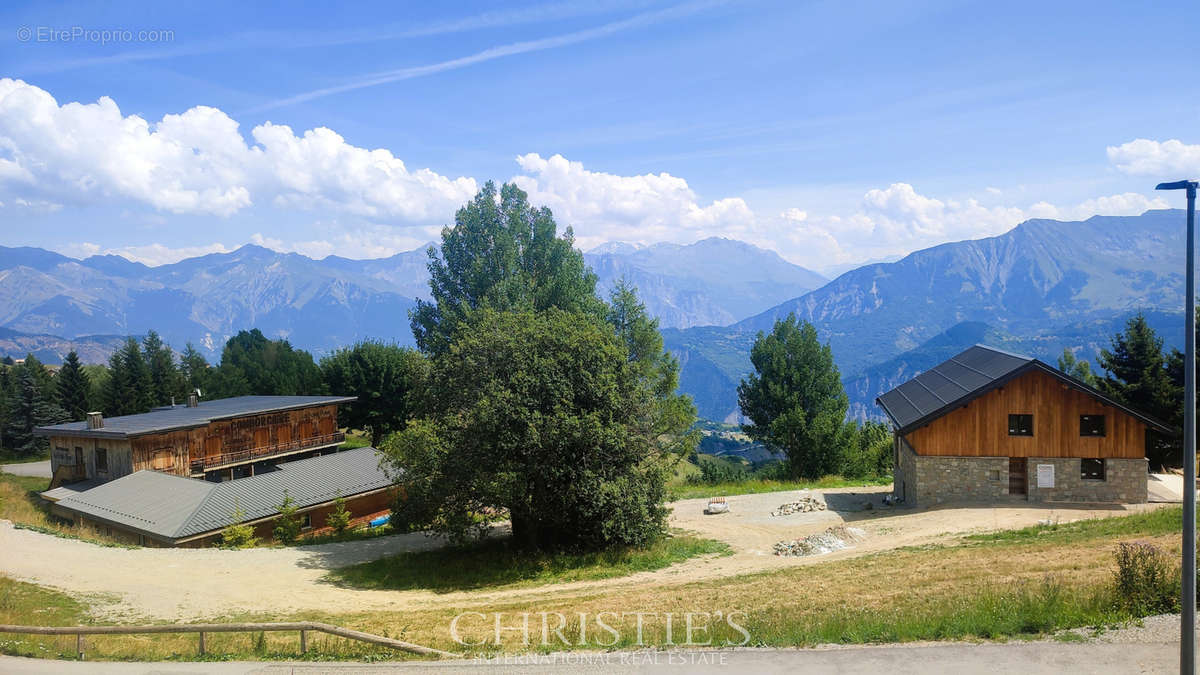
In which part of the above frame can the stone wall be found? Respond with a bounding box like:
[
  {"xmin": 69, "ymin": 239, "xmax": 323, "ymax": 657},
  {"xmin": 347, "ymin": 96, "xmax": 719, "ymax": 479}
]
[
  {"xmin": 893, "ymin": 436, "xmax": 1148, "ymax": 506},
  {"xmin": 1025, "ymin": 457, "xmax": 1147, "ymax": 504}
]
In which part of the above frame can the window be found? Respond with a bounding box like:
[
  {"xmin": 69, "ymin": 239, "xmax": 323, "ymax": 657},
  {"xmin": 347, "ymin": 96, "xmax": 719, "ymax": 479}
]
[
  {"xmin": 301, "ymin": 513, "xmax": 312, "ymax": 530},
  {"xmin": 1080, "ymin": 415, "xmax": 1106, "ymax": 437},
  {"xmin": 95, "ymin": 447, "xmax": 108, "ymax": 473},
  {"xmin": 1008, "ymin": 414, "xmax": 1033, "ymax": 436},
  {"xmin": 1081, "ymin": 458, "xmax": 1105, "ymax": 481}
]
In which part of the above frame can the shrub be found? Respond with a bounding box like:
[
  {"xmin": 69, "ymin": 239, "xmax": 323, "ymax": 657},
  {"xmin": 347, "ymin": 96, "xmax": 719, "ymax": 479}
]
[
  {"xmin": 272, "ymin": 490, "xmax": 301, "ymax": 544},
  {"xmin": 1113, "ymin": 541, "xmax": 1178, "ymax": 615},
  {"xmin": 220, "ymin": 501, "xmax": 256, "ymax": 549},
  {"xmin": 327, "ymin": 495, "xmax": 352, "ymax": 535},
  {"xmin": 686, "ymin": 458, "xmax": 748, "ymax": 485}
]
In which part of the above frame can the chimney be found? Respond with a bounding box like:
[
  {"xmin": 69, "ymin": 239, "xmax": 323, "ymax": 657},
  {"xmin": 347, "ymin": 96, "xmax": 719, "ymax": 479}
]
[
  {"xmin": 86, "ymin": 412, "xmax": 103, "ymax": 430},
  {"xmin": 187, "ymin": 390, "xmax": 200, "ymax": 408}
]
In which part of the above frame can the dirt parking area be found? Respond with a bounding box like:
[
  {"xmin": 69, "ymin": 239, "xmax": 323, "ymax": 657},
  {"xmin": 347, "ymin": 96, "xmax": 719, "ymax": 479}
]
[{"xmin": 0, "ymin": 484, "xmax": 1174, "ymax": 621}]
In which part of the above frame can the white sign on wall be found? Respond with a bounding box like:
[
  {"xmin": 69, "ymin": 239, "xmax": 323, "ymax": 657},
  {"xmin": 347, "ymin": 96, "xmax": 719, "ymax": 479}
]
[{"xmin": 1037, "ymin": 464, "xmax": 1055, "ymax": 489}]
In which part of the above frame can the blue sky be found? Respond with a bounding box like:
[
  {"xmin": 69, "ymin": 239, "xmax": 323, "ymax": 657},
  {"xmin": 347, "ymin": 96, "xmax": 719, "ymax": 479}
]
[{"xmin": 0, "ymin": 0, "xmax": 1196, "ymax": 273}]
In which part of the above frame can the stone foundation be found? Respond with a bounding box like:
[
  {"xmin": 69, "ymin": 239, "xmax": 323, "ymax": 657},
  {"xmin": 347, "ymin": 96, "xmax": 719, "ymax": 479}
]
[{"xmin": 893, "ymin": 439, "xmax": 1147, "ymax": 506}]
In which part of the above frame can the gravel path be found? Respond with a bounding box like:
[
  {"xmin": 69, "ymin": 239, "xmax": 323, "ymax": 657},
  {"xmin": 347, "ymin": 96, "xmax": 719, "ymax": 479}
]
[
  {"xmin": 0, "ymin": 486, "xmax": 1172, "ymax": 620},
  {"xmin": 2, "ymin": 460, "xmax": 50, "ymax": 478}
]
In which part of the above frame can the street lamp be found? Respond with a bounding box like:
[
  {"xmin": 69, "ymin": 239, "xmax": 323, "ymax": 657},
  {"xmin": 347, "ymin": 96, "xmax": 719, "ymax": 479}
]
[{"xmin": 1158, "ymin": 179, "xmax": 1198, "ymax": 675}]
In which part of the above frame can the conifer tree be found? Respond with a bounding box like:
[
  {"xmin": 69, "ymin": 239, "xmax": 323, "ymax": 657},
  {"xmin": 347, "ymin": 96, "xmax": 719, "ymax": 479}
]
[
  {"xmin": 56, "ymin": 351, "xmax": 91, "ymax": 421},
  {"xmin": 143, "ymin": 331, "xmax": 184, "ymax": 406},
  {"xmin": 4, "ymin": 362, "xmax": 68, "ymax": 456},
  {"xmin": 104, "ymin": 338, "xmax": 153, "ymax": 416}
]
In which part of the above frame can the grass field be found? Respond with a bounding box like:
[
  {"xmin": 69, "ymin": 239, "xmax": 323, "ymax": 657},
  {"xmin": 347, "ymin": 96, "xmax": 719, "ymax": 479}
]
[
  {"xmin": 0, "ymin": 505, "xmax": 1181, "ymax": 662},
  {"xmin": 667, "ymin": 474, "xmax": 892, "ymax": 500},
  {"xmin": 328, "ymin": 533, "xmax": 731, "ymax": 592}
]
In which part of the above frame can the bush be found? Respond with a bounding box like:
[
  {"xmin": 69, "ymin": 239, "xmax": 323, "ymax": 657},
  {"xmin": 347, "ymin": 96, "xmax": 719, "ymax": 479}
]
[
  {"xmin": 1113, "ymin": 541, "xmax": 1178, "ymax": 615},
  {"xmin": 272, "ymin": 490, "xmax": 301, "ymax": 544},
  {"xmin": 219, "ymin": 501, "xmax": 256, "ymax": 549},
  {"xmin": 686, "ymin": 457, "xmax": 748, "ymax": 485},
  {"xmin": 327, "ymin": 495, "xmax": 352, "ymax": 535},
  {"xmin": 840, "ymin": 421, "xmax": 893, "ymax": 479}
]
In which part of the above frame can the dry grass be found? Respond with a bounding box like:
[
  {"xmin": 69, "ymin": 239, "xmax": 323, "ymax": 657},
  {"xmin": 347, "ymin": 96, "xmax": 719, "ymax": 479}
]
[
  {"xmin": 0, "ymin": 506, "xmax": 1180, "ymax": 662},
  {"xmin": 0, "ymin": 471, "xmax": 129, "ymax": 547}
]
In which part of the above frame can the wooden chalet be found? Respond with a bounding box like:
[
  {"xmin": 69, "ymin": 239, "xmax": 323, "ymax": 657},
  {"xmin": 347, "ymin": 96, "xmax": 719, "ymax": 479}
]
[
  {"xmin": 35, "ymin": 394, "xmax": 355, "ymax": 487},
  {"xmin": 876, "ymin": 345, "xmax": 1172, "ymax": 505}
]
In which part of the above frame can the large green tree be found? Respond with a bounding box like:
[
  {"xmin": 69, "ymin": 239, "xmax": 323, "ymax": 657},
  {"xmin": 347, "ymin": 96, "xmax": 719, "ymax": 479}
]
[
  {"xmin": 1099, "ymin": 313, "xmax": 1180, "ymax": 468},
  {"xmin": 4, "ymin": 356, "xmax": 68, "ymax": 456},
  {"xmin": 143, "ymin": 330, "xmax": 185, "ymax": 407},
  {"xmin": 321, "ymin": 341, "xmax": 429, "ymax": 446},
  {"xmin": 737, "ymin": 314, "xmax": 854, "ymax": 479},
  {"xmin": 383, "ymin": 309, "xmax": 670, "ymax": 551},
  {"xmin": 179, "ymin": 343, "xmax": 212, "ymax": 395},
  {"xmin": 103, "ymin": 338, "xmax": 153, "ymax": 416},
  {"xmin": 410, "ymin": 181, "xmax": 603, "ymax": 356},
  {"xmin": 56, "ymin": 351, "xmax": 91, "ymax": 421},
  {"xmin": 210, "ymin": 329, "xmax": 323, "ymax": 398},
  {"xmin": 1098, "ymin": 313, "xmax": 1178, "ymax": 426},
  {"xmin": 605, "ymin": 280, "xmax": 699, "ymax": 460}
]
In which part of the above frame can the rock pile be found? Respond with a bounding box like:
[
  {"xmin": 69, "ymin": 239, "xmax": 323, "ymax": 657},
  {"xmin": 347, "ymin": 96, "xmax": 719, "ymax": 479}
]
[
  {"xmin": 773, "ymin": 526, "xmax": 866, "ymax": 557},
  {"xmin": 770, "ymin": 497, "xmax": 827, "ymax": 516}
]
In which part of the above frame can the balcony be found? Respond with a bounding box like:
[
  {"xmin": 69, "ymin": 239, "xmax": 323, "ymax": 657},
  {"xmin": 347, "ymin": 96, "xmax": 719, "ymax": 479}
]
[{"xmin": 189, "ymin": 432, "xmax": 345, "ymax": 474}]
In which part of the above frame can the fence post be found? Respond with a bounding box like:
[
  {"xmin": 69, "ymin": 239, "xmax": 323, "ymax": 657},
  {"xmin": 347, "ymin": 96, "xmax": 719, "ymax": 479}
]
[
  {"xmin": 76, "ymin": 633, "xmax": 83, "ymax": 660},
  {"xmin": 300, "ymin": 629, "xmax": 307, "ymax": 654},
  {"xmin": 198, "ymin": 631, "xmax": 205, "ymax": 656}
]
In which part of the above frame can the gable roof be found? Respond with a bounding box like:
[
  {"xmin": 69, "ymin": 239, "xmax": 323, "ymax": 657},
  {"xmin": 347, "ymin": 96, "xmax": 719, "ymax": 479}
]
[
  {"xmin": 875, "ymin": 344, "xmax": 1173, "ymax": 435},
  {"xmin": 47, "ymin": 446, "xmax": 394, "ymax": 542},
  {"xmin": 34, "ymin": 395, "xmax": 355, "ymax": 440}
]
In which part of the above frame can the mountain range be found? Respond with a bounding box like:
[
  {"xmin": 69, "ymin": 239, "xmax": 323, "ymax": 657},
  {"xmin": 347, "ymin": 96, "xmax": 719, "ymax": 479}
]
[
  {"xmin": 0, "ymin": 210, "xmax": 1188, "ymax": 425},
  {"xmin": 0, "ymin": 236, "xmax": 824, "ymax": 359}
]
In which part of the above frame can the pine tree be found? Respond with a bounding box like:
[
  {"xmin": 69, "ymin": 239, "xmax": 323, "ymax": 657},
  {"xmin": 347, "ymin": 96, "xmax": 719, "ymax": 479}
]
[
  {"xmin": 57, "ymin": 351, "xmax": 91, "ymax": 421},
  {"xmin": 143, "ymin": 331, "xmax": 184, "ymax": 407},
  {"xmin": 103, "ymin": 338, "xmax": 153, "ymax": 416},
  {"xmin": 179, "ymin": 343, "xmax": 211, "ymax": 395},
  {"xmin": 4, "ymin": 364, "xmax": 68, "ymax": 456},
  {"xmin": 1098, "ymin": 313, "xmax": 1178, "ymax": 425}
]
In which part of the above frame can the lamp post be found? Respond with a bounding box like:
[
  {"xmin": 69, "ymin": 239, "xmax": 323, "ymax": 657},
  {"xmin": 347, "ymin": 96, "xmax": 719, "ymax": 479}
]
[{"xmin": 1158, "ymin": 179, "xmax": 1198, "ymax": 674}]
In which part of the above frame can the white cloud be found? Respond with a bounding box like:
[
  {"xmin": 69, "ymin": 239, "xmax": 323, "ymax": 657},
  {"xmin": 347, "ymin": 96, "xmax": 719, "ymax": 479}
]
[
  {"xmin": 780, "ymin": 208, "xmax": 807, "ymax": 222},
  {"xmin": 0, "ymin": 78, "xmax": 477, "ymax": 220},
  {"xmin": 770, "ymin": 185, "xmax": 1170, "ymax": 272},
  {"xmin": 511, "ymin": 153, "xmax": 754, "ymax": 249},
  {"xmin": 1108, "ymin": 138, "xmax": 1200, "ymax": 176},
  {"xmin": 249, "ymin": 226, "xmax": 437, "ymax": 260},
  {"xmin": 56, "ymin": 242, "xmax": 235, "ymax": 266}
]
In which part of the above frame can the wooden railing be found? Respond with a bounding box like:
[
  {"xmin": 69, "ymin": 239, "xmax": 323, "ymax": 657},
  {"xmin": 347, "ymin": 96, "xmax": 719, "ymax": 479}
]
[
  {"xmin": 189, "ymin": 432, "xmax": 346, "ymax": 473},
  {"xmin": 0, "ymin": 621, "xmax": 459, "ymax": 660}
]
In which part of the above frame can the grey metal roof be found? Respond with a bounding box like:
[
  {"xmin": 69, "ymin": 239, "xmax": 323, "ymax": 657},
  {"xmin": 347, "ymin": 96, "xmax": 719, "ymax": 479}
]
[
  {"xmin": 875, "ymin": 344, "xmax": 1173, "ymax": 434},
  {"xmin": 34, "ymin": 395, "xmax": 356, "ymax": 439},
  {"xmin": 48, "ymin": 447, "xmax": 393, "ymax": 542}
]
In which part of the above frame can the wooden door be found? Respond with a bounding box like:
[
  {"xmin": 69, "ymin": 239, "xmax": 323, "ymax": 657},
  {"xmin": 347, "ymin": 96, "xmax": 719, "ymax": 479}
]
[{"xmin": 1008, "ymin": 458, "xmax": 1027, "ymax": 496}]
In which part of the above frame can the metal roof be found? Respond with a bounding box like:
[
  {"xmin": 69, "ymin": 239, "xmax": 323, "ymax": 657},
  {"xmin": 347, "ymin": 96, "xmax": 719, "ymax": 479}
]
[
  {"xmin": 48, "ymin": 446, "xmax": 394, "ymax": 542},
  {"xmin": 875, "ymin": 344, "xmax": 1173, "ymax": 434},
  {"xmin": 34, "ymin": 395, "xmax": 356, "ymax": 439}
]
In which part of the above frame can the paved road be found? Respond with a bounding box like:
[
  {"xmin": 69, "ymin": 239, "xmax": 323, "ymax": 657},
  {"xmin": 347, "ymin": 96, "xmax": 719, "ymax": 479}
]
[
  {"xmin": 1, "ymin": 460, "xmax": 50, "ymax": 478},
  {"xmin": 0, "ymin": 642, "xmax": 1181, "ymax": 674}
]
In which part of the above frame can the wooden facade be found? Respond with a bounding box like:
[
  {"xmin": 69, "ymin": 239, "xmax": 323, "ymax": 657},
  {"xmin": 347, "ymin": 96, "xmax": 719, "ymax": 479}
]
[
  {"xmin": 48, "ymin": 403, "xmax": 345, "ymax": 485},
  {"xmin": 904, "ymin": 370, "xmax": 1148, "ymax": 459}
]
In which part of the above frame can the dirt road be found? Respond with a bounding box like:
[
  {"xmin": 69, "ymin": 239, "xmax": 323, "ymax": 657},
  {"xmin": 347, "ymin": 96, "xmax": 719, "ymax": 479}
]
[{"xmin": 0, "ymin": 485, "xmax": 1168, "ymax": 620}]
